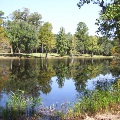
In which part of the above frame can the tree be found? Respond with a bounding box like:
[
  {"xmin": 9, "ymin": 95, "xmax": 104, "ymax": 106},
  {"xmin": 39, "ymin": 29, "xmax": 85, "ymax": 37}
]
[
  {"xmin": 98, "ymin": 37, "xmax": 113, "ymax": 55},
  {"xmin": 0, "ymin": 11, "xmax": 5, "ymax": 40},
  {"xmin": 11, "ymin": 8, "xmax": 30, "ymax": 21},
  {"xmin": 0, "ymin": 11, "xmax": 11, "ymax": 53},
  {"xmin": 38, "ymin": 22, "xmax": 55, "ymax": 58},
  {"xmin": 87, "ymin": 35, "xmax": 99, "ymax": 57},
  {"xmin": 75, "ymin": 22, "xmax": 89, "ymax": 54},
  {"xmin": 96, "ymin": 1, "xmax": 120, "ymax": 40},
  {"xmin": 77, "ymin": 0, "xmax": 120, "ymax": 56},
  {"xmin": 5, "ymin": 8, "xmax": 43, "ymax": 53},
  {"xmin": 96, "ymin": 1, "xmax": 120, "ymax": 56},
  {"xmin": 66, "ymin": 32, "xmax": 73, "ymax": 55},
  {"xmin": 6, "ymin": 20, "xmax": 38, "ymax": 53},
  {"xmin": 11, "ymin": 8, "xmax": 42, "ymax": 28},
  {"xmin": 56, "ymin": 27, "xmax": 68, "ymax": 56},
  {"xmin": 77, "ymin": 0, "xmax": 109, "ymax": 9},
  {"xmin": 27, "ymin": 12, "xmax": 42, "ymax": 29},
  {"xmin": 70, "ymin": 35, "xmax": 77, "ymax": 57}
]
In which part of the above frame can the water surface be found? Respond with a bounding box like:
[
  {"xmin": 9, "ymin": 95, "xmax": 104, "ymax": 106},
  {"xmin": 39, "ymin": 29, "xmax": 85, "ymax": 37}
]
[{"xmin": 0, "ymin": 58, "xmax": 119, "ymax": 108}]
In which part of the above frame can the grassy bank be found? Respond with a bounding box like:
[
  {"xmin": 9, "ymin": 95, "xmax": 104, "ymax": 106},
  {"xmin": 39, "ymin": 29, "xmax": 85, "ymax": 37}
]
[
  {"xmin": 62, "ymin": 81, "xmax": 120, "ymax": 119},
  {"xmin": 0, "ymin": 52, "xmax": 114, "ymax": 59}
]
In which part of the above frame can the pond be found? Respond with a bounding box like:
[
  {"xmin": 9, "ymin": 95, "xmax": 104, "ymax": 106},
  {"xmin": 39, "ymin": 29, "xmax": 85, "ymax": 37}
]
[{"xmin": 0, "ymin": 58, "xmax": 119, "ymax": 110}]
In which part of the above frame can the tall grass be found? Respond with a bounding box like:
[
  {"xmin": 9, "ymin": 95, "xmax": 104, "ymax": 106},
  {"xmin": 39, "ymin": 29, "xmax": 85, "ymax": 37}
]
[
  {"xmin": 63, "ymin": 83, "xmax": 120, "ymax": 119},
  {"xmin": 0, "ymin": 90, "xmax": 42, "ymax": 120}
]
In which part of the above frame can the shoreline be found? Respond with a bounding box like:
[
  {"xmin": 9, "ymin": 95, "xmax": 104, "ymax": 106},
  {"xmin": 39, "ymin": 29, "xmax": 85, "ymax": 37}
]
[{"xmin": 0, "ymin": 55, "xmax": 114, "ymax": 59}]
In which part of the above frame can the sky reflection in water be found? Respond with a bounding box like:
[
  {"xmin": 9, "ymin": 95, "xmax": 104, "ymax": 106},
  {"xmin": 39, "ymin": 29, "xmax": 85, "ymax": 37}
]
[{"xmin": 0, "ymin": 58, "xmax": 119, "ymax": 108}]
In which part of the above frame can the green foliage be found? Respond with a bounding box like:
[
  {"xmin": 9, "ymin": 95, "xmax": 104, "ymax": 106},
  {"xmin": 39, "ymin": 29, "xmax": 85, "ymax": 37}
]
[
  {"xmin": 27, "ymin": 12, "xmax": 42, "ymax": 29},
  {"xmin": 0, "ymin": 11, "xmax": 10, "ymax": 53},
  {"xmin": 55, "ymin": 62, "xmax": 69, "ymax": 88},
  {"xmin": 37, "ymin": 66, "xmax": 55, "ymax": 94},
  {"xmin": 56, "ymin": 27, "xmax": 68, "ymax": 56},
  {"xmin": 77, "ymin": 0, "xmax": 109, "ymax": 8},
  {"xmin": 96, "ymin": 1, "xmax": 120, "ymax": 39},
  {"xmin": 0, "ymin": 11, "xmax": 4, "ymax": 39},
  {"xmin": 110, "ymin": 60, "xmax": 120, "ymax": 76},
  {"xmin": 0, "ymin": 90, "xmax": 42, "ymax": 120},
  {"xmin": 65, "ymin": 32, "xmax": 73, "ymax": 55},
  {"xmin": 6, "ymin": 20, "xmax": 38, "ymax": 53},
  {"xmin": 87, "ymin": 36, "xmax": 99, "ymax": 57},
  {"xmin": 7, "ymin": 90, "xmax": 42, "ymax": 108},
  {"xmin": 4, "ymin": 8, "xmax": 42, "ymax": 53},
  {"xmin": 75, "ymin": 22, "xmax": 89, "ymax": 54},
  {"xmin": 77, "ymin": 0, "xmax": 120, "ymax": 56},
  {"xmin": 38, "ymin": 22, "xmax": 55, "ymax": 57},
  {"xmin": 0, "ymin": 11, "xmax": 4, "ymax": 18},
  {"xmin": 70, "ymin": 35, "xmax": 77, "ymax": 56},
  {"xmin": 64, "ymin": 84, "xmax": 120, "ymax": 119},
  {"xmin": 112, "ymin": 46, "xmax": 120, "ymax": 57},
  {"xmin": 98, "ymin": 37, "xmax": 113, "ymax": 55},
  {"xmin": 11, "ymin": 8, "xmax": 42, "ymax": 27}
]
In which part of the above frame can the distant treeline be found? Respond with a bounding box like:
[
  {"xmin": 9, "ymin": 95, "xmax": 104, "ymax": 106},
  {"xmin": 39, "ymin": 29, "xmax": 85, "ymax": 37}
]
[{"xmin": 0, "ymin": 8, "xmax": 119, "ymax": 57}]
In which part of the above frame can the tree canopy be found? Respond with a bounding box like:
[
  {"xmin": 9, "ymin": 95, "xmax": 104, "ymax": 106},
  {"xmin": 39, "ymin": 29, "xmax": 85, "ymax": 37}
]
[
  {"xmin": 6, "ymin": 20, "xmax": 38, "ymax": 53},
  {"xmin": 38, "ymin": 22, "xmax": 55, "ymax": 58},
  {"xmin": 75, "ymin": 22, "xmax": 89, "ymax": 54},
  {"xmin": 78, "ymin": 0, "xmax": 120, "ymax": 39},
  {"xmin": 0, "ymin": 11, "xmax": 4, "ymax": 39},
  {"xmin": 56, "ymin": 27, "xmax": 68, "ymax": 56},
  {"xmin": 5, "ymin": 8, "xmax": 42, "ymax": 53},
  {"xmin": 77, "ymin": 0, "xmax": 120, "ymax": 56}
]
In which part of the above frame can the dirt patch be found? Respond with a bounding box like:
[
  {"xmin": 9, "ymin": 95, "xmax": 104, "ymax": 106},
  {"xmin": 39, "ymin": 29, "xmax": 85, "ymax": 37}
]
[
  {"xmin": 84, "ymin": 113, "xmax": 120, "ymax": 120},
  {"xmin": 94, "ymin": 113, "xmax": 120, "ymax": 120}
]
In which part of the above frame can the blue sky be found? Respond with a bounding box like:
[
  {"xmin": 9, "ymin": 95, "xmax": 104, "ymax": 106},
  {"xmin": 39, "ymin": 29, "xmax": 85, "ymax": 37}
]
[{"xmin": 0, "ymin": 0, "xmax": 101, "ymax": 35}]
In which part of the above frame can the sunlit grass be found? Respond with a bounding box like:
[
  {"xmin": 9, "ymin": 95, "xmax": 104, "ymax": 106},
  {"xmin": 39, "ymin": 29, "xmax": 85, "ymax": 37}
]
[
  {"xmin": 31, "ymin": 53, "xmax": 60, "ymax": 57},
  {"xmin": 62, "ymin": 84, "xmax": 120, "ymax": 119},
  {"xmin": 30, "ymin": 53, "xmax": 113, "ymax": 58},
  {"xmin": 0, "ymin": 52, "xmax": 114, "ymax": 59}
]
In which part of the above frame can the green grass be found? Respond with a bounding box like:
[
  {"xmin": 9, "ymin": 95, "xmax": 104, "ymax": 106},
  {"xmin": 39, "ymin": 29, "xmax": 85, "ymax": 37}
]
[
  {"xmin": 63, "ymin": 83, "xmax": 120, "ymax": 119},
  {"xmin": 30, "ymin": 53, "xmax": 114, "ymax": 59},
  {"xmin": 0, "ymin": 90, "xmax": 42, "ymax": 120},
  {"xmin": 31, "ymin": 53, "xmax": 60, "ymax": 57},
  {"xmin": 0, "ymin": 52, "xmax": 114, "ymax": 59}
]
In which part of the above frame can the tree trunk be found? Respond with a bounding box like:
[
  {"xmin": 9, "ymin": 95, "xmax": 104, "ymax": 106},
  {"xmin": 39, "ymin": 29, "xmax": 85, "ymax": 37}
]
[
  {"xmin": 83, "ymin": 50, "xmax": 84, "ymax": 54},
  {"xmin": 71, "ymin": 57, "xmax": 74, "ymax": 63},
  {"xmin": 91, "ymin": 58, "xmax": 93, "ymax": 64},
  {"xmin": 36, "ymin": 49, "xmax": 37, "ymax": 53},
  {"xmin": 45, "ymin": 48, "xmax": 48, "ymax": 58},
  {"xmin": 66, "ymin": 51, "xmax": 67, "ymax": 55},
  {"xmin": 45, "ymin": 58, "xmax": 48, "ymax": 68},
  {"xmin": 42, "ymin": 44, "xmax": 44, "ymax": 53},
  {"xmin": 119, "ymin": 37, "xmax": 120, "ymax": 57},
  {"xmin": 11, "ymin": 47, "xmax": 13, "ymax": 54},
  {"xmin": 41, "ymin": 58, "xmax": 43, "ymax": 68},
  {"xmin": 83, "ymin": 45, "xmax": 85, "ymax": 54},
  {"xmin": 119, "ymin": 37, "xmax": 120, "ymax": 48},
  {"xmin": 91, "ymin": 51, "xmax": 93, "ymax": 57},
  {"xmin": 18, "ymin": 48, "xmax": 21, "ymax": 53},
  {"xmin": 10, "ymin": 59, "xmax": 13, "ymax": 70}
]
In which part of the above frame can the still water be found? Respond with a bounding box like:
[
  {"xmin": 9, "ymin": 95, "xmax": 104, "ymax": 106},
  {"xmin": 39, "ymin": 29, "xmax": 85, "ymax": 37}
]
[{"xmin": 0, "ymin": 58, "xmax": 119, "ymax": 108}]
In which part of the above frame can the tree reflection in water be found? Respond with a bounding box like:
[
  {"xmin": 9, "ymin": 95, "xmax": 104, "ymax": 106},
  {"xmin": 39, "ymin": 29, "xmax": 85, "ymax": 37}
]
[{"xmin": 0, "ymin": 58, "xmax": 119, "ymax": 107}]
